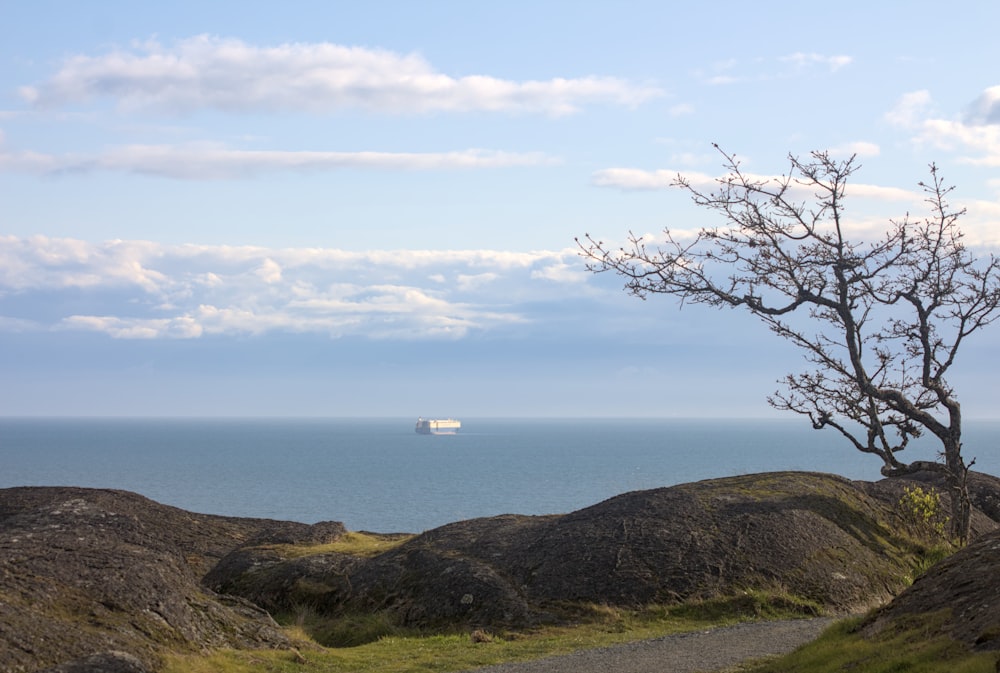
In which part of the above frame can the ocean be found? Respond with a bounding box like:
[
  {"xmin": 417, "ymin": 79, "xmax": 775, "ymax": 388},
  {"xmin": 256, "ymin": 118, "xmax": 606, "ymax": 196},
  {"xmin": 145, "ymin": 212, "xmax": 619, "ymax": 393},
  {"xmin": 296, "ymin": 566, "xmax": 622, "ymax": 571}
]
[{"xmin": 2, "ymin": 417, "xmax": 998, "ymax": 533}]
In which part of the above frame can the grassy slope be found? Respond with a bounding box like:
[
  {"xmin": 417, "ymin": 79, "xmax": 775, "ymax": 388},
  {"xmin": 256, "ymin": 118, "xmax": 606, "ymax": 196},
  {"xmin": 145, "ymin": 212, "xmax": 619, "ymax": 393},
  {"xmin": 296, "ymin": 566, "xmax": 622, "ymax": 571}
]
[{"xmin": 739, "ymin": 614, "xmax": 999, "ymax": 673}]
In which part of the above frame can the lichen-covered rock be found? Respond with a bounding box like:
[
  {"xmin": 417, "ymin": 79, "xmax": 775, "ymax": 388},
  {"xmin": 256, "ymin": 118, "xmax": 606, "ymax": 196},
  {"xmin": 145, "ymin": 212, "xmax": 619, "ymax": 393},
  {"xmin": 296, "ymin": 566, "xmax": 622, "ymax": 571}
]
[
  {"xmin": 204, "ymin": 547, "xmax": 362, "ymax": 614},
  {"xmin": 35, "ymin": 651, "xmax": 150, "ymax": 673},
  {"xmin": 0, "ymin": 487, "xmax": 344, "ymax": 672},
  {"xmin": 863, "ymin": 527, "xmax": 1000, "ymax": 650},
  {"xmin": 497, "ymin": 472, "xmax": 905, "ymax": 609},
  {"xmin": 342, "ymin": 544, "xmax": 538, "ymax": 627},
  {"xmin": 351, "ymin": 472, "xmax": 925, "ymax": 620},
  {"xmin": 213, "ymin": 472, "xmax": 1000, "ymax": 632}
]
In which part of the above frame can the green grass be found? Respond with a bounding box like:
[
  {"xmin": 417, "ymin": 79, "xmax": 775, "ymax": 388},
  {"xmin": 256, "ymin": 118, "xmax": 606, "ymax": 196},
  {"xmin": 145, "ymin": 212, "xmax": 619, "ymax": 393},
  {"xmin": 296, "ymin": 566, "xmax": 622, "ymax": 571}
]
[
  {"xmin": 164, "ymin": 619, "xmax": 732, "ymax": 673},
  {"xmin": 256, "ymin": 531, "xmax": 415, "ymax": 559},
  {"xmin": 281, "ymin": 607, "xmax": 416, "ymax": 648},
  {"xmin": 902, "ymin": 543, "xmax": 955, "ymax": 586},
  {"xmin": 664, "ymin": 588, "xmax": 822, "ymax": 622},
  {"xmin": 737, "ymin": 614, "xmax": 999, "ymax": 673},
  {"xmin": 163, "ymin": 601, "xmax": 1000, "ymax": 673},
  {"xmin": 162, "ymin": 590, "xmax": 825, "ymax": 673}
]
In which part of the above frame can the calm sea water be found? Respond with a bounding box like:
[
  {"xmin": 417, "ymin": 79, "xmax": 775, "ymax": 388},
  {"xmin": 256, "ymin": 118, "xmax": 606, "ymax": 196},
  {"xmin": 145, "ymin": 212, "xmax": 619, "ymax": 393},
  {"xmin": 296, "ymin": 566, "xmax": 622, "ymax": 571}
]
[{"xmin": 2, "ymin": 418, "xmax": 998, "ymax": 533}]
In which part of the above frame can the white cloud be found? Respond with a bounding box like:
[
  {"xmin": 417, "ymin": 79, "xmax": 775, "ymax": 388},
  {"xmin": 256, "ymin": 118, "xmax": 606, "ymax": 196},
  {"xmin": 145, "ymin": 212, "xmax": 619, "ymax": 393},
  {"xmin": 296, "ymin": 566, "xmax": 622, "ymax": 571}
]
[
  {"xmin": 22, "ymin": 35, "xmax": 663, "ymax": 117},
  {"xmin": 0, "ymin": 147, "xmax": 64, "ymax": 174},
  {"xmin": 0, "ymin": 236, "xmax": 168, "ymax": 292},
  {"xmin": 587, "ymin": 163, "xmax": 1000, "ymax": 243},
  {"xmin": 455, "ymin": 273, "xmax": 499, "ymax": 291},
  {"xmin": 840, "ymin": 182, "xmax": 919, "ymax": 201},
  {"xmin": 827, "ymin": 141, "xmax": 880, "ymax": 158},
  {"xmin": 61, "ymin": 315, "xmax": 204, "ymax": 339},
  {"xmin": 593, "ymin": 164, "xmax": 918, "ymax": 203},
  {"xmin": 255, "ymin": 258, "xmax": 283, "ymax": 284},
  {"xmin": 916, "ymin": 119, "xmax": 1000, "ymax": 166},
  {"xmin": 530, "ymin": 262, "xmax": 588, "ymax": 283},
  {"xmin": 698, "ymin": 52, "xmax": 852, "ymax": 85},
  {"xmin": 964, "ymin": 85, "xmax": 1000, "ymax": 125},
  {"xmin": 886, "ymin": 88, "xmax": 1000, "ymax": 166},
  {"xmin": 964, "ymin": 198, "xmax": 1000, "ymax": 244},
  {"xmin": 780, "ymin": 52, "xmax": 852, "ymax": 72},
  {"xmin": 0, "ymin": 237, "xmax": 588, "ymax": 340},
  {"xmin": 591, "ymin": 167, "xmax": 678, "ymax": 190},
  {"xmin": 885, "ymin": 90, "xmax": 934, "ymax": 128},
  {"xmin": 0, "ymin": 142, "xmax": 556, "ymax": 179}
]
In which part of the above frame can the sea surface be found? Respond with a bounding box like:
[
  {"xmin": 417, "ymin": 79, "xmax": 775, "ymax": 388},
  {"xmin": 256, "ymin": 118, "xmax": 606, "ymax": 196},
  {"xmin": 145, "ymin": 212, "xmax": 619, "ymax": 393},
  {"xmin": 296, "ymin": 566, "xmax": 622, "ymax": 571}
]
[{"xmin": 2, "ymin": 417, "xmax": 998, "ymax": 533}]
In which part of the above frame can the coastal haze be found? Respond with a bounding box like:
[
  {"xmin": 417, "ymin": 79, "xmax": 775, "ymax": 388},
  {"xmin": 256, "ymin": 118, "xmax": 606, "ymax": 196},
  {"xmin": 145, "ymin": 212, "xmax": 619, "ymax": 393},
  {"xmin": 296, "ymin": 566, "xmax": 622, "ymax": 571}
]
[{"xmin": 2, "ymin": 2, "xmax": 1000, "ymax": 419}]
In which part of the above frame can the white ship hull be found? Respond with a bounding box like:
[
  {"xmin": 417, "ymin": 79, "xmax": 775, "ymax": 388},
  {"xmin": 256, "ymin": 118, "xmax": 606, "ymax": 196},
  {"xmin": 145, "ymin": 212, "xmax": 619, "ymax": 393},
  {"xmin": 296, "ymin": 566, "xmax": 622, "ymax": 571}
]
[{"xmin": 415, "ymin": 418, "xmax": 461, "ymax": 435}]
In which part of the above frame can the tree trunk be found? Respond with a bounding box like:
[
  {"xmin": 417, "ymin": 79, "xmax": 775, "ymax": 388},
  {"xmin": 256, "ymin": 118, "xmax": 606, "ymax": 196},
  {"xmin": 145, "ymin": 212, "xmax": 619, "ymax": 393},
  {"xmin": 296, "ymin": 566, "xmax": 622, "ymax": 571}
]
[
  {"xmin": 943, "ymin": 435, "xmax": 972, "ymax": 545},
  {"xmin": 946, "ymin": 483, "xmax": 970, "ymax": 544}
]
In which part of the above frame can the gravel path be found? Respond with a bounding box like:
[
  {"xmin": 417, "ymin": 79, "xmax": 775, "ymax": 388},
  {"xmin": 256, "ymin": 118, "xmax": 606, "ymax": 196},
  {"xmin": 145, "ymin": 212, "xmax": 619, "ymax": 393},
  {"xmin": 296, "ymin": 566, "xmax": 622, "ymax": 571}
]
[{"xmin": 462, "ymin": 618, "xmax": 836, "ymax": 673}]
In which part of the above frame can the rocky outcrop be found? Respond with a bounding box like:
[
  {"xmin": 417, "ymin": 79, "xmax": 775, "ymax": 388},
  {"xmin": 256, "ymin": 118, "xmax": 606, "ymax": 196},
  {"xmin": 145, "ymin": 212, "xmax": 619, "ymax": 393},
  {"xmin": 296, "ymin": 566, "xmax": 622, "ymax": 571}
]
[
  {"xmin": 211, "ymin": 472, "xmax": 1000, "ymax": 633},
  {"xmin": 0, "ymin": 486, "xmax": 344, "ymax": 672},
  {"xmin": 863, "ymin": 527, "xmax": 1000, "ymax": 651},
  {"xmin": 202, "ymin": 546, "xmax": 364, "ymax": 615},
  {"xmin": 5, "ymin": 471, "xmax": 1000, "ymax": 670}
]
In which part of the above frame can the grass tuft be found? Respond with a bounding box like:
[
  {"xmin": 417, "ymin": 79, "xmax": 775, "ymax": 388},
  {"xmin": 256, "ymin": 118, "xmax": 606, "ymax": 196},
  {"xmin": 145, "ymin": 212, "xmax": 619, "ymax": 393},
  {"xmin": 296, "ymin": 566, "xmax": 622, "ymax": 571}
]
[
  {"xmin": 308, "ymin": 611, "xmax": 414, "ymax": 648},
  {"xmin": 902, "ymin": 543, "xmax": 955, "ymax": 585},
  {"xmin": 260, "ymin": 531, "xmax": 414, "ymax": 559},
  {"xmin": 664, "ymin": 588, "xmax": 822, "ymax": 623}
]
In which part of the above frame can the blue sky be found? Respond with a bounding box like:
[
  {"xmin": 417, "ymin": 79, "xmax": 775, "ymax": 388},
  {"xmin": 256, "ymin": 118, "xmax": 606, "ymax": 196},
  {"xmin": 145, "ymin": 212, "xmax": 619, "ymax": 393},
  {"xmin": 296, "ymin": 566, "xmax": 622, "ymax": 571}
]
[{"xmin": 2, "ymin": 0, "xmax": 999, "ymax": 417}]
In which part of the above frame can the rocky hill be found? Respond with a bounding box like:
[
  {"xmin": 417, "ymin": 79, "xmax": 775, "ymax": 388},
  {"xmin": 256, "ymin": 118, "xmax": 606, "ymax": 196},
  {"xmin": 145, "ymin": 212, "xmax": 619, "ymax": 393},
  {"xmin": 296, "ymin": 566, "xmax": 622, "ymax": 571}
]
[
  {"xmin": 3, "ymin": 471, "xmax": 1000, "ymax": 671},
  {"xmin": 0, "ymin": 486, "xmax": 344, "ymax": 672},
  {"xmin": 206, "ymin": 471, "xmax": 1000, "ymax": 634}
]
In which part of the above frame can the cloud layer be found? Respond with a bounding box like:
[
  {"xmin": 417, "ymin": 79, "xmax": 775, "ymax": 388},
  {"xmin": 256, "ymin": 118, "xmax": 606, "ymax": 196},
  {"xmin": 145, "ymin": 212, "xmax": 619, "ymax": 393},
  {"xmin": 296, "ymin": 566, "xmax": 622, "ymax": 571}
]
[
  {"xmin": 0, "ymin": 143, "xmax": 556, "ymax": 179},
  {"xmin": 0, "ymin": 236, "xmax": 588, "ymax": 340},
  {"xmin": 21, "ymin": 35, "xmax": 663, "ymax": 116}
]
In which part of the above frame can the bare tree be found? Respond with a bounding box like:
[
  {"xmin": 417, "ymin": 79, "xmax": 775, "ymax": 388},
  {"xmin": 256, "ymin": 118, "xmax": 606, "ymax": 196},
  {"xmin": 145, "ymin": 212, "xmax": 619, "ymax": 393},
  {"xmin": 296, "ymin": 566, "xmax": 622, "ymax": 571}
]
[{"xmin": 578, "ymin": 147, "xmax": 1000, "ymax": 543}]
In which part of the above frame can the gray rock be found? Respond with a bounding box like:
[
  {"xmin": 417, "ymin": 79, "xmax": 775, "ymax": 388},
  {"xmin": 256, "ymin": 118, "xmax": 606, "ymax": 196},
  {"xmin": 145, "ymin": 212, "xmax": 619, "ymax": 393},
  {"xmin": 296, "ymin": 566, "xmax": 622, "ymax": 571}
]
[
  {"xmin": 214, "ymin": 472, "xmax": 1000, "ymax": 635},
  {"xmin": 36, "ymin": 650, "xmax": 150, "ymax": 673},
  {"xmin": 0, "ymin": 486, "xmax": 344, "ymax": 672},
  {"xmin": 864, "ymin": 527, "xmax": 1000, "ymax": 651}
]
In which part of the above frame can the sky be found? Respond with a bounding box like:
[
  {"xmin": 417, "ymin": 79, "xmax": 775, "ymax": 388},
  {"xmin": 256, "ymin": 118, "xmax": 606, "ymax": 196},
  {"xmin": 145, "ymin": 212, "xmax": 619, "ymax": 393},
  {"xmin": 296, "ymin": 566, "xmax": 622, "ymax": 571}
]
[{"xmin": 1, "ymin": 0, "xmax": 999, "ymax": 418}]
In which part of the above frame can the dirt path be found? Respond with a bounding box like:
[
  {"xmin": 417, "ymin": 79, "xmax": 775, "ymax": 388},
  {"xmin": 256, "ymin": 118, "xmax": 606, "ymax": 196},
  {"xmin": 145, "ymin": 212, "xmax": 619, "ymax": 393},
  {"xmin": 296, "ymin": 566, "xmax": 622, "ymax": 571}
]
[{"xmin": 462, "ymin": 618, "xmax": 836, "ymax": 673}]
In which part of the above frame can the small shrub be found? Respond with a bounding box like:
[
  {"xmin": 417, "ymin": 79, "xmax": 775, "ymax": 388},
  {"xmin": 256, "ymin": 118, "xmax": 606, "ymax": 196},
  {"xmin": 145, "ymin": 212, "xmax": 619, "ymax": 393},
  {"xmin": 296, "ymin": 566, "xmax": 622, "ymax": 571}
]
[{"xmin": 898, "ymin": 485, "xmax": 950, "ymax": 540}]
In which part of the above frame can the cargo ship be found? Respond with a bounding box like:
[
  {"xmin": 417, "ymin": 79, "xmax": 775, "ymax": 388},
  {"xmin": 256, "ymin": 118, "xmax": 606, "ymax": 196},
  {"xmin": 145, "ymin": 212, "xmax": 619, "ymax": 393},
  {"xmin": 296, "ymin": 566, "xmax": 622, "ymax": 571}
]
[{"xmin": 415, "ymin": 418, "xmax": 461, "ymax": 435}]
